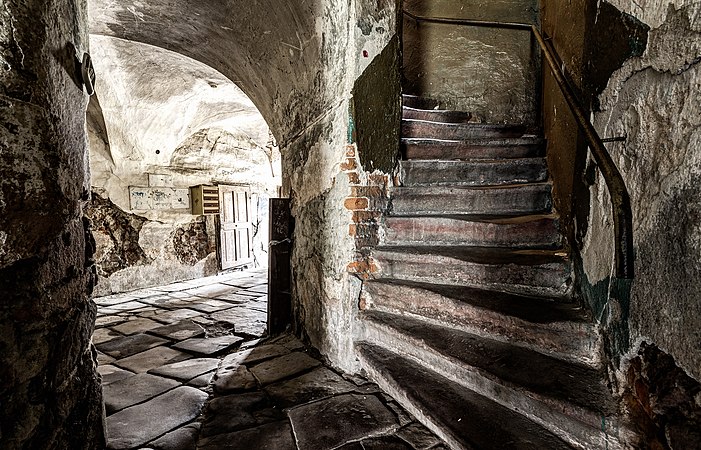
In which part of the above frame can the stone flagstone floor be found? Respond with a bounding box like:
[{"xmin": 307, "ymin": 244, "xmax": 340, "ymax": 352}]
[{"xmin": 93, "ymin": 268, "xmax": 447, "ymax": 449}]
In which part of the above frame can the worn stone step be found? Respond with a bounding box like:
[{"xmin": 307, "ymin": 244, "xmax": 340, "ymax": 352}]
[
  {"xmin": 402, "ymin": 94, "xmax": 440, "ymax": 110},
  {"xmin": 358, "ymin": 312, "xmax": 631, "ymax": 449},
  {"xmin": 402, "ymin": 106, "xmax": 476, "ymax": 124},
  {"xmin": 371, "ymin": 246, "xmax": 571, "ymax": 297},
  {"xmin": 403, "ymin": 119, "xmax": 533, "ymax": 140},
  {"xmin": 391, "ymin": 183, "xmax": 553, "ymax": 216},
  {"xmin": 402, "ymin": 137, "xmax": 545, "ymax": 160},
  {"xmin": 355, "ymin": 342, "xmax": 575, "ymax": 450},
  {"xmin": 401, "ymin": 158, "xmax": 548, "ymax": 186},
  {"xmin": 382, "ymin": 214, "xmax": 561, "ymax": 249},
  {"xmin": 361, "ymin": 279, "xmax": 598, "ymax": 365}
]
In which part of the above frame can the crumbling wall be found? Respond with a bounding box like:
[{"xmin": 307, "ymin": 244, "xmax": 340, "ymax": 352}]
[
  {"xmin": 88, "ymin": 0, "xmax": 401, "ymax": 372},
  {"xmin": 285, "ymin": 0, "xmax": 401, "ymax": 372},
  {"xmin": 622, "ymin": 342, "xmax": 701, "ymax": 448},
  {"xmin": 585, "ymin": 2, "xmax": 701, "ymax": 382},
  {"xmin": 88, "ymin": 196, "xmax": 220, "ymax": 297},
  {"xmin": 172, "ymin": 216, "xmax": 213, "ymax": 265},
  {"xmin": 85, "ymin": 40, "xmax": 280, "ymax": 294},
  {"xmin": 86, "ymin": 192, "xmax": 150, "ymax": 277},
  {"xmin": 0, "ymin": 0, "xmax": 105, "ymax": 447}
]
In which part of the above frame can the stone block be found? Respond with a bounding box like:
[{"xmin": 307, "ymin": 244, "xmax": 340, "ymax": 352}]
[
  {"xmin": 173, "ymin": 335, "xmax": 244, "ymax": 355},
  {"xmin": 287, "ymin": 393, "xmax": 398, "ymax": 449},
  {"xmin": 97, "ymin": 333, "xmax": 170, "ymax": 358},
  {"xmin": 264, "ymin": 367, "xmax": 357, "ymax": 408},
  {"xmin": 98, "ymin": 365, "xmax": 135, "ymax": 386},
  {"xmin": 198, "ymin": 420, "xmax": 296, "ymax": 450},
  {"xmin": 115, "ymin": 346, "xmax": 191, "ymax": 373},
  {"xmin": 105, "ymin": 387, "xmax": 207, "ymax": 450},
  {"xmin": 149, "ymin": 357, "xmax": 220, "ymax": 382},
  {"xmin": 150, "ymin": 320, "xmax": 206, "ymax": 341},
  {"xmin": 249, "ymin": 352, "xmax": 321, "ymax": 385},
  {"xmin": 200, "ymin": 392, "xmax": 270, "ymax": 437},
  {"xmin": 149, "ymin": 423, "xmax": 200, "ymax": 450},
  {"xmin": 111, "ymin": 317, "xmax": 164, "ymax": 335},
  {"xmin": 103, "ymin": 373, "xmax": 180, "ymax": 413}
]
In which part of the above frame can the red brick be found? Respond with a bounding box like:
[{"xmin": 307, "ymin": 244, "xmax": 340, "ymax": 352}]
[
  {"xmin": 347, "ymin": 258, "xmax": 379, "ymax": 278},
  {"xmin": 340, "ymin": 158, "xmax": 357, "ymax": 171},
  {"xmin": 359, "ymin": 295, "xmax": 368, "ymax": 310},
  {"xmin": 344, "ymin": 197, "xmax": 368, "ymax": 210},
  {"xmin": 346, "ymin": 172, "xmax": 360, "ymax": 184},
  {"xmin": 351, "ymin": 186, "xmax": 385, "ymax": 198}
]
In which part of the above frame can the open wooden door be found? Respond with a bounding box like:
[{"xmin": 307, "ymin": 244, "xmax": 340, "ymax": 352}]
[{"xmin": 219, "ymin": 185, "xmax": 254, "ymax": 270}]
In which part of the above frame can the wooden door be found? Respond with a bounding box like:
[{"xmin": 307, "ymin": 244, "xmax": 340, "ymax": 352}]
[{"xmin": 219, "ymin": 186, "xmax": 254, "ymax": 270}]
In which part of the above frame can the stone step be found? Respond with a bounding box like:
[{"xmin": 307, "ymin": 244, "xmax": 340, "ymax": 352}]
[
  {"xmin": 390, "ymin": 183, "xmax": 553, "ymax": 216},
  {"xmin": 355, "ymin": 342, "xmax": 576, "ymax": 450},
  {"xmin": 402, "ymin": 94, "xmax": 440, "ymax": 110},
  {"xmin": 358, "ymin": 312, "xmax": 631, "ymax": 449},
  {"xmin": 402, "ymin": 106, "xmax": 476, "ymax": 124},
  {"xmin": 382, "ymin": 214, "xmax": 561, "ymax": 249},
  {"xmin": 361, "ymin": 279, "xmax": 598, "ymax": 365},
  {"xmin": 402, "ymin": 137, "xmax": 545, "ymax": 160},
  {"xmin": 371, "ymin": 246, "xmax": 571, "ymax": 297},
  {"xmin": 401, "ymin": 158, "xmax": 548, "ymax": 186},
  {"xmin": 403, "ymin": 119, "xmax": 533, "ymax": 140}
]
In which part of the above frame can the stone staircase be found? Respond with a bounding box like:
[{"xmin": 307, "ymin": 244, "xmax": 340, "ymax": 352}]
[{"xmin": 354, "ymin": 95, "xmax": 630, "ymax": 449}]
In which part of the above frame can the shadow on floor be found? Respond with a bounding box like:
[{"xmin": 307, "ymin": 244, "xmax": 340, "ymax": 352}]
[{"xmin": 93, "ymin": 269, "xmax": 446, "ymax": 450}]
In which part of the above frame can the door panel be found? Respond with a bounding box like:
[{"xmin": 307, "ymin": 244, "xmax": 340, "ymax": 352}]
[{"xmin": 219, "ymin": 186, "xmax": 254, "ymax": 270}]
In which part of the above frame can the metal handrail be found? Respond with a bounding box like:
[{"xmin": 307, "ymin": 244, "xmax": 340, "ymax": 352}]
[{"xmin": 403, "ymin": 10, "xmax": 634, "ymax": 279}]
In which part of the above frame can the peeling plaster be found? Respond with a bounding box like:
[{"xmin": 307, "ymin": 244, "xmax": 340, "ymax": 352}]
[{"xmin": 585, "ymin": 3, "xmax": 701, "ymax": 381}]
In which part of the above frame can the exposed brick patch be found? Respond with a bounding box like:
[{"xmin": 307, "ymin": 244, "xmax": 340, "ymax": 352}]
[
  {"xmin": 342, "ymin": 144, "xmax": 393, "ymax": 279},
  {"xmin": 347, "ymin": 258, "xmax": 379, "ymax": 280},
  {"xmin": 344, "ymin": 197, "xmax": 369, "ymax": 210},
  {"xmin": 623, "ymin": 342, "xmax": 701, "ymax": 449},
  {"xmin": 352, "ymin": 211, "xmax": 383, "ymax": 222},
  {"xmin": 347, "ymin": 172, "xmax": 360, "ymax": 184},
  {"xmin": 340, "ymin": 158, "xmax": 357, "ymax": 172}
]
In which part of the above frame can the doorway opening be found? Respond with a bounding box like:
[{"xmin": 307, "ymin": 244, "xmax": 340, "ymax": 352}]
[{"xmin": 85, "ymin": 35, "xmax": 287, "ymax": 448}]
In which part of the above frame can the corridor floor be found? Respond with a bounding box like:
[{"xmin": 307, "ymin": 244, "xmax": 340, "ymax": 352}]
[{"xmin": 93, "ymin": 268, "xmax": 446, "ymax": 450}]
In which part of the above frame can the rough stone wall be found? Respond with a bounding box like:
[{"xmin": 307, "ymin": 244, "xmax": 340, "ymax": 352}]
[
  {"xmin": 0, "ymin": 0, "xmax": 105, "ymax": 447},
  {"xmin": 540, "ymin": 3, "xmax": 701, "ymax": 441},
  {"xmin": 85, "ymin": 192, "xmax": 150, "ymax": 277},
  {"xmin": 622, "ymin": 342, "xmax": 701, "ymax": 448},
  {"xmin": 172, "ymin": 216, "xmax": 213, "ymax": 266},
  {"xmin": 89, "ymin": 205, "xmax": 220, "ymax": 297},
  {"xmin": 285, "ymin": 0, "xmax": 400, "ymax": 372},
  {"xmin": 544, "ymin": 0, "xmax": 701, "ymax": 408}
]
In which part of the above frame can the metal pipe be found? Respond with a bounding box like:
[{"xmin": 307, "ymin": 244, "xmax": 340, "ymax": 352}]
[{"xmin": 402, "ymin": 10, "xmax": 635, "ymax": 279}]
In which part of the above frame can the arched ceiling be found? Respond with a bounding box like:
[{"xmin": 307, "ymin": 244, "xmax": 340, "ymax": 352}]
[
  {"xmin": 89, "ymin": 0, "xmax": 351, "ymax": 144},
  {"xmin": 89, "ymin": 34, "xmax": 271, "ymax": 166},
  {"xmin": 87, "ymin": 35, "xmax": 282, "ymax": 212}
]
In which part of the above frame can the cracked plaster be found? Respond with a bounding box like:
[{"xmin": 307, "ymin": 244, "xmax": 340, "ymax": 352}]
[{"xmin": 583, "ymin": 2, "xmax": 701, "ymax": 381}]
